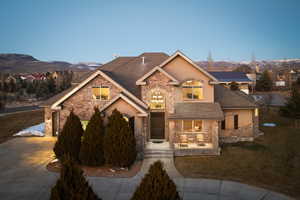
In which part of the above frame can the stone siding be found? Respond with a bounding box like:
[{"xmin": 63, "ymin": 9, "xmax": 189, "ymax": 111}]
[
  {"xmin": 141, "ymin": 71, "xmax": 174, "ymax": 141},
  {"xmin": 59, "ymin": 74, "xmax": 122, "ymax": 130}
]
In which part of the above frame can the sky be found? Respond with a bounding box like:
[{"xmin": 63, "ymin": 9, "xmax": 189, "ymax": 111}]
[{"xmin": 0, "ymin": 0, "xmax": 299, "ymax": 63}]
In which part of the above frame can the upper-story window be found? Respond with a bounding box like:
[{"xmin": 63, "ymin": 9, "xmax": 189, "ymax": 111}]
[
  {"xmin": 150, "ymin": 90, "xmax": 165, "ymax": 109},
  {"xmin": 92, "ymin": 86, "xmax": 110, "ymax": 100},
  {"xmin": 182, "ymin": 80, "xmax": 203, "ymax": 100}
]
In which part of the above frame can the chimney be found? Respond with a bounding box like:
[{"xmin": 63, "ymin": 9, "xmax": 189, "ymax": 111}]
[{"xmin": 142, "ymin": 56, "xmax": 145, "ymax": 64}]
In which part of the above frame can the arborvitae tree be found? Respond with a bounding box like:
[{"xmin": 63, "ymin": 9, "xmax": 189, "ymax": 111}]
[
  {"xmin": 104, "ymin": 109, "xmax": 137, "ymax": 167},
  {"xmin": 131, "ymin": 161, "xmax": 180, "ymax": 200},
  {"xmin": 79, "ymin": 108, "xmax": 105, "ymax": 166},
  {"xmin": 229, "ymin": 81, "xmax": 239, "ymax": 91},
  {"xmin": 256, "ymin": 70, "xmax": 273, "ymax": 91},
  {"xmin": 50, "ymin": 156, "xmax": 101, "ymax": 200},
  {"xmin": 280, "ymin": 86, "xmax": 300, "ymax": 119},
  {"xmin": 54, "ymin": 111, "xmax": 83, "ymax": 162}
]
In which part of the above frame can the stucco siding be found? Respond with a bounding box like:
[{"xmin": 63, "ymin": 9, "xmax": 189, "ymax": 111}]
[
  {"xmin": 163, "ymin": 55, "xmax": 214, "ymax": 103},
  {"xmin": 220, "ymin": 109, "xmax": 255, "ymax": 142}
]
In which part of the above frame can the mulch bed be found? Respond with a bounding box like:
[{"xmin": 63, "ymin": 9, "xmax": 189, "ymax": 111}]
[{"xmin": 47, "ymin": 160, "xmax": 143, "ymax": 178}]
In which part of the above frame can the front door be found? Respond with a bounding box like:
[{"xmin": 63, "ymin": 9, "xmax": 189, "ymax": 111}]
[{"xmin": 150, "ymin": 112, "xmax": 165, "ymax": 139}]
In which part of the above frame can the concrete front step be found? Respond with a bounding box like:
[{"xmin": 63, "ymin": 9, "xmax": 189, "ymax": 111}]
[
  {"xmin": 144, "ymin": 149, "xmax": 174, "ymax": 158},
  {"xmin": 144, "ymin": 153, "xmax": 174, "ymax": 158}
]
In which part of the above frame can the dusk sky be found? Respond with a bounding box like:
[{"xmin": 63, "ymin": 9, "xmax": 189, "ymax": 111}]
[{"xmin": 0, "ymin": 0, "xmax": 299, "ymax": 63}]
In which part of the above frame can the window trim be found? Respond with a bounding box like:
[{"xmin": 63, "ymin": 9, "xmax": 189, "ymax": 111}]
[
  {"xmin": 92, "ymin": 85, "xmax": 110, "ymax": 101},
  {"xmin": 182, "ymin": 80, "xmax": 204, "ymax": 100}
]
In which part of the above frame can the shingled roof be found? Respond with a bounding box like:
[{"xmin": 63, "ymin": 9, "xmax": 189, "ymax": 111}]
[
  {"xmin": 214, "ymin": 85, "xmax": 257, "ymax": 108},
  {"xmin": 100, "ymin": 52, "xmax": 169, "ymax": 97},
  {"xmin": 169, "ymin": 102, "xmax": 224, "ymax": 120},
  {"xmin": 40, "ymin": 53, "xmax": 169, "ymax": 107}
]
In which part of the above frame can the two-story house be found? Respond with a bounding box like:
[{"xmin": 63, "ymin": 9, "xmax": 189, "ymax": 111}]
[{"xmin": 41, "ymin": 51, "xmax": 260, "ymax": 156}]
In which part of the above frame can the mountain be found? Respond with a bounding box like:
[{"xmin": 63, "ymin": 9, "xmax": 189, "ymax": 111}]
[
  {"xmin": 196, "ymin": 59, "xmax": 300, "ymax": 72},
  {"xmin": 0, "ymin": 54, "xmax": 101, "ymax": 73}
]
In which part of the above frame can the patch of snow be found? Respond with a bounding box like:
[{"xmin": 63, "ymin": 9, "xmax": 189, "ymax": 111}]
[
  {"xmin": 14, "ymin": 123, "xmax": 45, "ymax": 137},
  {"xmin": 262, "ymin": 123, "xmax": 276, "ymax": 127},
  {"xmin": 51, "ymin": 159, "xmax": 58, "ymax": 163}
]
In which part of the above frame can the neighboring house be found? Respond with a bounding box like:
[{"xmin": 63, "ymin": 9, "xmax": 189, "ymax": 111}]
[
  {"xmin": 209, "ymin": 72, "xmax": 253, "ymax": 94},
  {"xmin": 41, "ymin": 51, "xmax": 260, "ymax": 156},
  {"xmin": 4, "ymin": 75, "xmax": 17, "ymax": 84}
]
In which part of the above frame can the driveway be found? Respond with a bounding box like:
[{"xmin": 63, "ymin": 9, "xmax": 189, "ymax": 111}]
[{"xmin": 0, "ymin": 138, "xmax": 293, "ymax": 200}]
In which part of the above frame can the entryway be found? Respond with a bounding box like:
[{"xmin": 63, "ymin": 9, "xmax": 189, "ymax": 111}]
[{"xmin": 150, "ymin": 112, "xmax": 165, "ymax": 139}]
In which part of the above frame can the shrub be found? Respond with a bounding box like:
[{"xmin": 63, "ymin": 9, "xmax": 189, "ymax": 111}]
[
  {"xmin": 280, "ymin": 86, "xmax": 300, "ymax": 119},
  {"xmin": 53, "ymin": 110, "xmax": 83, "ymax": 162},
  {"xmin": 50, "ymin": 156, "xmax": 101, "ymax": 200},
  {"xmin": 131, "ymin": 161, "xmax": 180, "ymax": 200},
  {"xmin": 80, "ymin": 108, "xmax": 105, "ymax": 166},
  {"xmin": 256, "ymin": 70, "xmax": 273, "ymax": 91},
  {"xmin": 104, "ymin": 109, "xmax": 137, "ymax": 167}
]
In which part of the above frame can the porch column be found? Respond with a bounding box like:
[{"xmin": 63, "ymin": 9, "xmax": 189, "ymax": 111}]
[
  {"xmin": 168, "ymin": 120, "xmax": 175, "ymax": 148},
  {"xmin": 212, "ymin": 120, "xmax": 219, "ymax": 150},
  {"xmin": 134, "ymin": 116, "xmax": 144, "ymax": 152}
]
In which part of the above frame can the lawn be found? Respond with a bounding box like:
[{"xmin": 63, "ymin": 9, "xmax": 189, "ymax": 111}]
[
  {"xmin": 175, "ymin": 107, "xmax": 300, "ymax": 198},
  {"xmin": 0, "ymin": 110, "xmax": 44, "ymax": 144}
]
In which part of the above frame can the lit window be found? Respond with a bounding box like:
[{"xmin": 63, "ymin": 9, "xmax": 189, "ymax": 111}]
[
  {"xmin": 182, "ymin": 80, "xmax": 203, "ymax": 100},
  {"xmin": 255, "ymin": 108, "xmax": 259, "ymax": 117},
  {"xmin": 182, "ymin": 120, "xmax": 202, "ymax": 132},
  {"xmin": 92, "ymin": 86, "xmax": 110, "ymax": 100},
  {"xmin": 150, "ymin": 90, "xmax": 165, "ymax": 109},
  {"xmin": 81, "ymin": 120, "xmax": 89, "ymax": 130}
]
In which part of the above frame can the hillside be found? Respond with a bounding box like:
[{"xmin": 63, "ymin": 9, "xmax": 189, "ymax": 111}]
[{"xmin": 0, "ymin": 54, "xmax": 100, "ymax": 73}]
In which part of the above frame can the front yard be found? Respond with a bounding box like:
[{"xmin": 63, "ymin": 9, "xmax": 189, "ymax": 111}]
[
  {"xmin": 175, "ymin": 107, "xmax": 300, "ymax": 198},
  {"xmin": 0, "ymin": 110, "xmax": 44, "ymax": 143}
]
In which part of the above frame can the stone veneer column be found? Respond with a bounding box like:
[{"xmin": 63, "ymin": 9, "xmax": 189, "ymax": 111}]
[
  {"xmin": 44, "ymin": 107, "xmax": 53, "ymax": 137},
  {"xmin": 212, "ymin": 120, "xmax": 219, "ymax": 151},
  {"xmin": 168, "ymin": 120, "xmax": 175, "ymax": 149}
]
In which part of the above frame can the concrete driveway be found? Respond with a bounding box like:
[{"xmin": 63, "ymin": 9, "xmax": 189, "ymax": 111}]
[{"xmin": 0, "ymin": 137, "xmax": 294, "ymax": 200}]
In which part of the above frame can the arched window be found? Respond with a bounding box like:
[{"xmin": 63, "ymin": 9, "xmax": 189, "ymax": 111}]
[
  {"xmin": 150, "ymin": 90, "xmax": 165, "ymax": 109},
  {"xmin": 182, "ymin": 80, "xmax": 203, "ymax": 100}
]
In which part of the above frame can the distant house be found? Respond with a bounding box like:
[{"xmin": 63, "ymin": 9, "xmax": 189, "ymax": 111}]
[
  {"xmin": 41, "ymin": 51, "xmax": 260, "ymax": 157},
  {"xmin": 209, "ymin": 72, "xmax": 253, "ymax": 94},
  {"xmin": 4, "ymin": 75, "xmax": 17, "ymax": 84}
]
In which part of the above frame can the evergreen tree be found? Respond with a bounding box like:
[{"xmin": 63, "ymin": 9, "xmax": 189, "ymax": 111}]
[
  {"xmin": 229, "ymin": 81, "xmax": 239, "ymax": 91},
  {"xmin": 54, "ymin": 111, "xmax": 83, "ymax": 162},
  {"xmin": 131, "ymin": 161, "xmax": 180, "ymax": 200},
  {"xmin": 47, "ymin": 77, "xmax": 57, "ymax": 94},
  {"xmin": 50, "ymin": 156, "xmax": 101, "ymax": 200},
  {"xmin": 280, "ymin": 86, "xmax": 300, "ymax": 119},
  {"xmin": 36, "ymin": 81, "xmax": 50, "ymax": 98},
  {"xmin": 79, "ymin": 108, "xmax": 105, "ymax": 166},
  {"xmin": 256, "ymin": 70, "xmax": 273, "ymax": 91},
  {"xmin": 104, "ymin": 109, "xmax": 137, "ymax": 167}
]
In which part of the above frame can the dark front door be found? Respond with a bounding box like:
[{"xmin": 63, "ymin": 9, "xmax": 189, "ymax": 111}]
[{"xmin": 150, "ymin": 112, "xmax": 165, "ymax": 139}]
